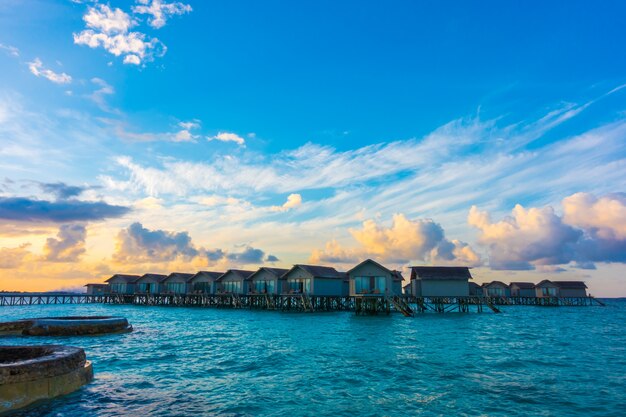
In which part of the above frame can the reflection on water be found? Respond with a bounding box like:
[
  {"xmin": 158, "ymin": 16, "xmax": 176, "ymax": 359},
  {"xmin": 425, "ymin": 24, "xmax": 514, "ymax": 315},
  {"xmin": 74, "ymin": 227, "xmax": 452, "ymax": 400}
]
[{"xmin": 1, "ymin": 300, "xmax": 625, "ymax": 416}]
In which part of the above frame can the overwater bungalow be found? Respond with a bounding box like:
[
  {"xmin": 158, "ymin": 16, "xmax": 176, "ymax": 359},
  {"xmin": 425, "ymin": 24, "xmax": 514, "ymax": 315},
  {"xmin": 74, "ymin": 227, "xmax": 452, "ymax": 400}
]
[
  {"xmin": 247, "ymin": 267, "xmax": 289, "ymax": 294},
  {"xmin": 84, "ymin": 283, "xmax": 109, "ymax": 295},
  {"xmin": 469, "ymin": 282, "xmax": 483, "ymax": 296},
  {"xmin": 162, "ymin": 272, "xmax": 195, "ymax": 294},
  {"xmin": 535, "ymin": 280, "xmax": 560, "ymax": 297},
  {"xmin": 105, "ymin": 274, "xmax": 141, "ymax": 294},
  {"xmin": 135, "ymin": 273, "xmax": 168, "ymax": 294},
  {"xmin": 408, "ymin": 266, "xmax": 471, "ymax": 297},
  {"xmin": 216, "ymin": 270, "xmax": 255, "ymax": 294},
  {"xmin": 482, "ymin": 281, "xmax": 510, "ymax": 297},
  {"xmin": 536, "ymin": 280, "xmax": 587, "ymax": 297},
  {"xmin": 509, "ymin": 282, "xmax": 536, "ymax": 297},
  {"xmin": 553, "ymin": 281, "xmax": 588, "ymax": 297},
  {"xmin": 346, "ymin": 259, "xmax": 403, "ymax": 297},
  {"xmin": 188, "ymin": 271, "xmax": 224, "ymax": 294},
  {"xmin": 280, "ymin": 265, "xmax": 348, "ymax": 296}
]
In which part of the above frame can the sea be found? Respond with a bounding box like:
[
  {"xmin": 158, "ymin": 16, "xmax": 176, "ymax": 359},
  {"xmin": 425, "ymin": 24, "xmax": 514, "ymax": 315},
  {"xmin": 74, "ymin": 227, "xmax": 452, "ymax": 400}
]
[{"xmin": 1, "ymin": 300, "xmax": 625, "ymax": 416}]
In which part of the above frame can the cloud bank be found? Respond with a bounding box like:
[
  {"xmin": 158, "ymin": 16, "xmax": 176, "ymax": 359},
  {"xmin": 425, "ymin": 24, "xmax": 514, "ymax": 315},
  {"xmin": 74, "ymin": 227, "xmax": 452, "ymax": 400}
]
[
  {"xmin": 470, "ymin": 193, "xmax": 626, "ymax": 270},
  {"xmin": 43, "ymin": 224, "xmax": 87, "ymax": 262},
  {"xmin": 311, "ymin": 213, "xmax": 481, "ymax": 267},
  {"xmin": 114, "ymin": 222, "xmax": 274, "ymax": 266},
  {"xmin": 0, "ymin": 197, "xmax": 130, "ymax": 223}
]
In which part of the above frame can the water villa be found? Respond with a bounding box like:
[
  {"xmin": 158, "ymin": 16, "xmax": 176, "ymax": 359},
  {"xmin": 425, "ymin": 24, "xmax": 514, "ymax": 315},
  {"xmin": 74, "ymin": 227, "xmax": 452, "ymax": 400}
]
[
  {"xmin": 105, "ymin": 274, "xmax": 140, "ymax": 294},
  {"xmin": 536, "ymin": 280, "xmax": 587, "ymax": 298},
  {"xmin": 216, "ymin": 270, "xmax": 255, "ymax": 294},
  {"xmin": 408, "ymin": 266, "xmax": 472, "ymax": 297},
  {"xmin": 247, "ymin": 267, "xmax": 289, "ymax": 294},
  {"xmin": 281, "ymin": 265, "xmax": 348, "ymax": 296},
  {"xmin": 482, "ymin": 281, "xmax": 510, "ymax": 297},
  {"xmin": 162, "ymin": 272, "xmax": 195, "ymax": 294},
  {"xmin": 135, "ymin": 273, "xmax": 168, "ymax": 294},
  {"xmin": 188, "ymin": 271, "xmax": 223, "ymax": 294},
  {"xmin": 509, "ymin": 282, "xmax": 535, "ymax": 297},
  {"xmin": 347, "ymin": 259, "xmax": 403, "ymax": 296}
]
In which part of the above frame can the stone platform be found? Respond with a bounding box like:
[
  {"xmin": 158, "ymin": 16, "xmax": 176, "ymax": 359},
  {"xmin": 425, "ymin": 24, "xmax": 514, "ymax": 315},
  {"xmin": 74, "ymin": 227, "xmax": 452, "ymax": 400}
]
[
  {"xmin": 0, "ymin": 316, "xmax": 132, "ymax": 336},
  {"xmin": 0, "ymin": 345, "xmax": 93, "ymax": 413}
]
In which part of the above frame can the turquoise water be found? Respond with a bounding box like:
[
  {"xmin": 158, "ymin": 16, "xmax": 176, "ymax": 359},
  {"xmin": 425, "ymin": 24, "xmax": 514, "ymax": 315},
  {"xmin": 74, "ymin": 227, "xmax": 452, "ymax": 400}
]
[{"xmin": 1, "ymin": 301, "xmax": 625, "ymax": 416}]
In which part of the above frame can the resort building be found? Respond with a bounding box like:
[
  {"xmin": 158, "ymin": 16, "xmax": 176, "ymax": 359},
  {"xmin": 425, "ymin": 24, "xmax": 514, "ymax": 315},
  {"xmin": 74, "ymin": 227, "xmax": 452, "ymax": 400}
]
[
  {"xmin": 535, "ymin": 280, "xmax": 560, "ymax": 297},
  {"xmin": 247, "ymin": 267, "xmax": 289, "ymax": 294},
  {"xmin": 346, "ymin": 259, "xmax": 403, "ymax": 296},
  {"xmin": 553, "ymin": 281, "xmax": 588, "ymax": 297},
  {"xmin": 216, "ymin": 270, "xmax": 255, "ymax": 294},
  {"xmin": 482, "ymin": 281, "xmax": 510, "ymax": 297},
  {"xmin": 469, "ymin": 282, "xmax": 483, "ymax": 296},
  {"xmin": 509, "ymin": 282, "xmax": 536, "ymax": 297},
  {"xmin": 536, "ymin": 280, "xmax": 587, "ymax": 298},
  {"xmin": 135, "ymin": 273, "xmax": 168, "ymax": 294},
  {"xmin": 105, "ymin": 274, "xmax": 141, "ymax": 294},
  {"xmin": 84, "ymin": 283, "xmax": 109, "ymax": 295},
  {"xmin": 408, "ymin": 266, "xmax": 471, "ymax": 297},
  {"xmin": 162, "ymin": 272, "xmax": 195, "ymax": 294},
  {"xmin": 188, "ymin": 271, "xmax": 223, "ymax": 294},
  {"xmin": 280, "ymin": 265, "xmax": 348, "ymax": 296}
]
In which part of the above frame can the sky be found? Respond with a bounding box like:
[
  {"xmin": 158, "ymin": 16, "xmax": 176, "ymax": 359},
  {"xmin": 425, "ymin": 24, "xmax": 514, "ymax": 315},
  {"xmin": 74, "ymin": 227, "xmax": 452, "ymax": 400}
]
[{"xmin": 1, "ymin": 0, "xmax": 626, "ymax": 296}]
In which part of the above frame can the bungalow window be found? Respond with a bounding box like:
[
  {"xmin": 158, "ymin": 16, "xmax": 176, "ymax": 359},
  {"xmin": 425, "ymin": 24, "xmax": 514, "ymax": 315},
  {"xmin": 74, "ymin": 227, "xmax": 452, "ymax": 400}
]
[
  {"xmin": 111, "ymin": 283, "xmax": 126, "ymax": 293},
  {"xmin": 254, "ymin": 280, "xmax": 275, "ymax": 293},
  {"xmin": 355, "ymin": 277, "xmax": 386, "ymax": 294},
  {"xmin": 193, "ymin": 282, "xmax": 211, "ymax": 293},
  {"xmin": 487, "ymin": 287, "xmax": 504, "ymax": 296},
  {"xmin": 223, "ymin": 281, "xmax": 242, "ymax": 293},
  {"xmin": 287, "ymin": 278, "xmax": 311, "ymax": 294},
  {"xmin": 137, "ymin": 283, "xmax": 151, "ymax": 293},
  {"xmin": 167, "ymin": 283, "xmax": 186, "ymax": 294},
  {"xmin": 541, "ymin": 287, "xmax": 557, "ymax": 297}
]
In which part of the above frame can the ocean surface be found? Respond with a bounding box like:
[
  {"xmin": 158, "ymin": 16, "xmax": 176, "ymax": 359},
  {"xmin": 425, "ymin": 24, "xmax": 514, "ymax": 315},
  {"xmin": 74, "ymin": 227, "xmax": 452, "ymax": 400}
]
[{"xmin": 1, "ymin": 301, "xmax": 625, "ymax": 416}]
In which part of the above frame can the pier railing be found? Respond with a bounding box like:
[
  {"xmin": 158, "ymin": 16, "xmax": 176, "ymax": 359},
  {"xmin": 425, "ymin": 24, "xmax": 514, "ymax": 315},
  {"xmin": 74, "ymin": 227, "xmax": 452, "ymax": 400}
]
[{"xmin": 0, "ymin": 293, "xmax": 605, "ymax": 313}]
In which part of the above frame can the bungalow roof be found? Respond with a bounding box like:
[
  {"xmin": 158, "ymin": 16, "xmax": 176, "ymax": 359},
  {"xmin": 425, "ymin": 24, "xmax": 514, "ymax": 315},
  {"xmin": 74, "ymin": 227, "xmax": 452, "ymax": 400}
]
[
  {"xmin": 217, "ymin": 269, "xmax": 256, "ymax": 281},
  {"xmin": 190, "ymin": 271, "xmax": 224, "ymax": 282},
  {"xmin": 483, "ymin": 280, "xmax": 508, "ymax": 288},
  {"xmin": 105, "ymin": 274, "xmax": 141, "ymax": 283},
  {"xmin": 248, "ymin": 267, "xmax": 289, "ymax": 281},
  {"xmin": 552, "ymin": 281, "xmax": 587, "ymax": 289},
  {"xmin": 509, "ymin": 282, "xmax": 535, "ymax": 289},
  {"xmin": 410, "ymin": 266, "xmax": 472, "ymax": 280},
  {"xmin": 166, "ymin": 272, "xmax": 195, "ymax": 282},
  {"xmin": 285, "ymin": 264, "xmax": 346, "ymax": 279},
  {"xmin": 139, "ymin": 273, "xmax": 169, "ymax": 283}
]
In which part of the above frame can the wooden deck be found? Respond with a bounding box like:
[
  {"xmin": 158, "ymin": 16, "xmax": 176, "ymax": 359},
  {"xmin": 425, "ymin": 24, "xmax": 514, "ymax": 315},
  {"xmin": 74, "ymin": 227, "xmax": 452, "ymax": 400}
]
[{"xmin": 0, "ymin": 293, "xmax": 605, "ymax": 313}]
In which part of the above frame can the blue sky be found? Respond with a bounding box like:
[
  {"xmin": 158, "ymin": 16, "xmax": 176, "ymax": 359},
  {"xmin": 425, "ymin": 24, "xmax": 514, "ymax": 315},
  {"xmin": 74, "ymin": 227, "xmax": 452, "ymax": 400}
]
[{"xmin": 1, "ymin": 0, "xmax": 626, "ymax": 295}]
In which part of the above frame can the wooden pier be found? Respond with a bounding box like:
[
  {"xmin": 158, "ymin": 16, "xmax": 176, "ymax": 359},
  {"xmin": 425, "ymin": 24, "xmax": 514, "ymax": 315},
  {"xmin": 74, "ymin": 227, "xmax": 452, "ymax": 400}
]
[{"xmin": 0, "ymin": 293, "xmax": 605, "ymax": 313}]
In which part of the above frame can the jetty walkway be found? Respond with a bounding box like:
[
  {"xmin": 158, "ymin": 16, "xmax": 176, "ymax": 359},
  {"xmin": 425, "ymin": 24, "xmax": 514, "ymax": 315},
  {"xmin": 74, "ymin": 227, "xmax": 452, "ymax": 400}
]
[{"xmin": 0, "ymin": 293, "xmax": 605, "ymax": 314}]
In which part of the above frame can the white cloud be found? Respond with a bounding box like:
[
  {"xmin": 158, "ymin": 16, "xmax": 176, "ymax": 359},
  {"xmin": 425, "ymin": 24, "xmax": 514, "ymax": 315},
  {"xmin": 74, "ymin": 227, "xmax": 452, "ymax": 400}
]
[
  {"xmin": 0, "ymin": 43, "xmax": 19, "ymax": 57},
  {"xmin": 28, "ymin": 58, "xmax": 72, "ymax": 84},
  {"xmin": 208, "ymin": 132, "xmax": 246, "ymax": 146},
  {"xmin": 179, "ymin": 120, "xmax": 200, "ymax": 130},
  {"xmin": 88, "ymin": 77, "xmax": 116, "ymax": 112},
  {"xmin": 73, "ymin": 4, "xmax": 166, "ymax": 65},
  {"xmin": 271, "ymin": 193, "xmax": 302, "ymax": 212},
  {"xmin": 82, "ymin": 3, "xmax": 134, "ymax": 34},
  {"xmin": 133, "ymin": 0, "xmax": 192, "ymax": 29}
]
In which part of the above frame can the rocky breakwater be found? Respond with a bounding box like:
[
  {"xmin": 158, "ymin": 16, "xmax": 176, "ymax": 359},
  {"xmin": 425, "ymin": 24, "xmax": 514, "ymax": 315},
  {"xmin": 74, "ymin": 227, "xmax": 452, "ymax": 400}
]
[{"xmin": 0, "ymin": 316, "xmax": 132, "ymax": 336}]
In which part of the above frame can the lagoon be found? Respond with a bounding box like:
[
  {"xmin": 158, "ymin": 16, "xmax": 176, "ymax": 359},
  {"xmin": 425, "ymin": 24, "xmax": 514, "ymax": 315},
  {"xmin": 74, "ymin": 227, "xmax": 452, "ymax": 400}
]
[{"xmin": 1, "ymin": 301, "xmax": 625, "ymax": 416}]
